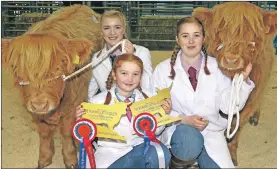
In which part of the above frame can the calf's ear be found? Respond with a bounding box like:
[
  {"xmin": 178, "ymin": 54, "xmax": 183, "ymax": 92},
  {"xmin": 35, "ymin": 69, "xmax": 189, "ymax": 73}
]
[
  {"xmin": 68, "ymin": 38, "xmax": 94, "ymax": 65},
  {"xmin": 192, "ymin": 7, "xmax": 213, "ymax": 28},
  {"xmin": 263, "ymin": 11, "xmax": 277, "ymax": 35}
]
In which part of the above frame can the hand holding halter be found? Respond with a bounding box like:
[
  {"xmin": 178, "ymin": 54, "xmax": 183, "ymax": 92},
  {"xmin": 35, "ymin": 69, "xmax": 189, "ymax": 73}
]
[{"xmin": 63, "ymin": 39, "xmax": 127, "ymax": 81}]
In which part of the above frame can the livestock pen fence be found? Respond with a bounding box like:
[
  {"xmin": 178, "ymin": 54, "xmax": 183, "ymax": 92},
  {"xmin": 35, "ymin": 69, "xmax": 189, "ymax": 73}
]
[{"xmin": 1, "ymin": 1, "xmax": 277, "ymax": 50}]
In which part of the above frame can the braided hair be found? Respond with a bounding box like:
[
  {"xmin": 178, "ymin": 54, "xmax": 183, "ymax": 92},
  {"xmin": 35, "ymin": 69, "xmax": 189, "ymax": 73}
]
[
  {"xmin": 169, "ymin": 45, "xmax": 181, "ymax": 80},
  {"xmin": 104, "ymin": 71, "xmax": 114, "ymax": 104},
  {"xmin": 104, "ymin": 54, "xmax": 148, "ymax": 104},
  {"xmin": 138, "ymin": 86, "xmax": 149, "ymax": 99},
  {"xmin": 170, "ymin": 16, "xmax": 210, "ymax": 80},
  {"xmin": 202, "ymin": 45, "xmax": 210, "ymax": 75}
]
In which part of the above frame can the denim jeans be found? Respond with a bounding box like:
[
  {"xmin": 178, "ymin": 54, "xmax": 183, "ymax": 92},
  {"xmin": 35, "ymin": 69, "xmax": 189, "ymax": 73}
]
[
  {"xmin": 108, "ymin": 142, "xmax": 171, "ymax": 168},
  {"xmin": 170, "ymin": 124, "xmax": 220, "ymax": 168}
]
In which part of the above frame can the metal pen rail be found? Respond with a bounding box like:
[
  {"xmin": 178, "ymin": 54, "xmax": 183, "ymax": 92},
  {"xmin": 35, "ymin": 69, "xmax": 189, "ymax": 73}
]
[{"xmin": 2, "ymin": 1, "xmax": 276, "ymax": 50}]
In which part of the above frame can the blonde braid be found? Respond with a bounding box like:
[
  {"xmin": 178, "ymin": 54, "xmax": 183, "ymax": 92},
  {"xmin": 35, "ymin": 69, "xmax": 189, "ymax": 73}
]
[{"xmin": 169, "ymin": 45, "xmax": 181, "ymax": 80}]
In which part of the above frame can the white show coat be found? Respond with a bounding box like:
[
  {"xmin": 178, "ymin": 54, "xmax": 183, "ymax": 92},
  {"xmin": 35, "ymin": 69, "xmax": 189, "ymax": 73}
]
[
  {"xmin": 152, "ymin": 53, "xmax": 255, "ymax": 168},
  {"xmin": 88, "ymin": 44, "xmax": 153, "ymax": 101},
  {"xmin": 88, "ymin": 86, "xmax": 164, "ymax": 168}
]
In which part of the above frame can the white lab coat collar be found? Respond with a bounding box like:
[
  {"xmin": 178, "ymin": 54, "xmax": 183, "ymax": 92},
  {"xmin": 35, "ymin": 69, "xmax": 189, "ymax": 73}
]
[
  {"xmin": 94, "ymin": 44, "xmax": 113, "ymax": 71},
  {"xmin": 174, "ymin": 51, "xmax": 218, "ymax": 75},
  {"xmin": 97, "ymin": 43, "xmax": 138, "ymax": 71},
  {"xmin": 109, "ymin": 85, "xmax": 146, "ymax": 104},
  {"xmin": 172, "ymin": 51, "xmax": 218, "ymax": 96},
  {"xmin": 174, "ymin": 50, "xmax": 206, "ymax": 71}
]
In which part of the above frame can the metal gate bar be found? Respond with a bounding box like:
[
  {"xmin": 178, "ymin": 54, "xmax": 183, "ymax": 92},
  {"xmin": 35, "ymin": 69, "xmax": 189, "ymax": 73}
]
[{"xmin": 1, "ymin": 1, "xmax": 276, "ymax": 50}]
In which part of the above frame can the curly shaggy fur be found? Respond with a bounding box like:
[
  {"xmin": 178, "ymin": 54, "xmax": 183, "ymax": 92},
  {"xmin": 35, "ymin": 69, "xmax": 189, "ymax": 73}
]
[
  {"xmin": 193, "ymin": 2, "xmax": 277, "ymax": 166},
  {"xmin": 2, "ymin": 5, "xmax": 103, "ymax": 168}
]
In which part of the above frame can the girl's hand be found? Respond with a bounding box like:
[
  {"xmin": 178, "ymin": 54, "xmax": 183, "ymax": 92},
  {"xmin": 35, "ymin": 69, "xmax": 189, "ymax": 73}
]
[
  {"xmin": 181, "ymin": 115, "xmax": 209, "ymax": 131},
  {"xmin": 76, "ymin": 105, "xmax": 86, "ymax": 120},
  {"xmin": 161, "ymin": 98, "xmax": 172, "ymax": 114},
  {"xmin": 241, "ymin": 63, "xmax": 252, "ymax": 81},
  {"xmin": 123, "ymin": 39, "xmax": 135, "ymax": 54}
]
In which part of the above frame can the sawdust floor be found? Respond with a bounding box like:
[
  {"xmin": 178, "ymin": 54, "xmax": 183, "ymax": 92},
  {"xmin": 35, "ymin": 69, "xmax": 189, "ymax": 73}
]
[{"xmin": 2, "ymin": 51, "xmax": 277, "ymax": 168}]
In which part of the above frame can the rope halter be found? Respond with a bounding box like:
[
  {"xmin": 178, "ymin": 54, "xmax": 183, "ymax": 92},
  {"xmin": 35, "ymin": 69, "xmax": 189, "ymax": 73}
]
[
  {"xmin": 18, "ymin": 39, "xmax": 127, "ymax": 86},
  {"xmin": 226, "ymin": 73, "xmax": 244, "ymax": 139}
]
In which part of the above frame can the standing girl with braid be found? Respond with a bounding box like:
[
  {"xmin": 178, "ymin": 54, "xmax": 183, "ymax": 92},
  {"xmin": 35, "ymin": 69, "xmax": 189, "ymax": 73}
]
[
  {"xmin": 153, "ymin": 16, "xmax": 255, "ymax": 168},
  {"xmin": 76, "ymin": 54, "xmax": 171, "ymax": 168}
]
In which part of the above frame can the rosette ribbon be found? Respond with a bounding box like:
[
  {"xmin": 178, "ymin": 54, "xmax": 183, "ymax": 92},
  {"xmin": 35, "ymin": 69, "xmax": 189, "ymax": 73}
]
[
  {"xmin": 133, "ymin": 112, "xmax": 165, "ymax": 168},
  {"xmin": 72, "ymin": 119, "xmax": 97, "ymax": 168}
]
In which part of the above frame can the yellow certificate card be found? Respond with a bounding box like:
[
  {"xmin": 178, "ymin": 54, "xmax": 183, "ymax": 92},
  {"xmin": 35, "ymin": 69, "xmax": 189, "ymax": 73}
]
[
  {"xmin": 130, "ymin": 87, "xmax": 181, "ymax": 127},
  {"xmin": 81, "ymin": 102, "xmax": 127, "ymax": 141}
]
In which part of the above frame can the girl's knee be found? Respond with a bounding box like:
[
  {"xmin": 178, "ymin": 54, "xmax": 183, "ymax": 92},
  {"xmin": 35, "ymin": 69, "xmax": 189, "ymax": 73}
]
[
  {"xmin": 146, "ymin": 143, "xmax": 171, "ymax": 168},
  {"xmin": 170, "ymin": 124, "xmax": 204, "ymax": 160},
  {"xmin": 174, "ymin": 124, "xmax": 204, "ymax": 145}
]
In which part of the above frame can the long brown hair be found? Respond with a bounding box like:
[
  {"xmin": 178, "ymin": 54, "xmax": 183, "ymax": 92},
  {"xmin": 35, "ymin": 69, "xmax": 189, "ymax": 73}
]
[
  {"xmin": 169, "ymin": 16, "xmax": 210, "ymax": 80},
  {"xmin": 104, "ymin": 53, "xmax": 148, "ymax": 104}
]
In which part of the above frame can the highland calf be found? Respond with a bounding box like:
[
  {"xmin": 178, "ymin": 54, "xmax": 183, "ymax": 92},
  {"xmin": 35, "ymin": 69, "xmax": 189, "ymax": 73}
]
[
  {"xmin": 2, "ymin": 5, "xmax": 103, "ymax": 168},
  {"xmin": 193, "ymin": 2, "xmax": 277, "ymax": 165}
]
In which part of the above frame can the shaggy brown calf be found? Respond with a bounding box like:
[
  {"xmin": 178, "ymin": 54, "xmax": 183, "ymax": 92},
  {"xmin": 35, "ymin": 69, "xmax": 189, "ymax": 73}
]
[
  {"xmin": 193, "ymin": 2, "xmax": 277, "ymax": 165},
  {"xmin": 2, "ymin": 5, "xmax": 103, "ymax": 168}
]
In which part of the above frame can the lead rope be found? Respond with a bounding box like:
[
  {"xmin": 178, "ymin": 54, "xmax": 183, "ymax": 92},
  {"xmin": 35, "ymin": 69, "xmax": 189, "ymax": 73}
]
[
  {"xmin": 226, "ymin": 73, "xmax": 244, "ymax": 139},
  {"xmin": 61, "ymin": 39, "xmax": 126, "ymax": 81}
]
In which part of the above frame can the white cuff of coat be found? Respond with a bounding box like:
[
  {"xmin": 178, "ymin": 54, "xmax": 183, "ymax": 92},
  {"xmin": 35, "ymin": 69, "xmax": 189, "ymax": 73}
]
[{"xmin": 242, "ymin": 78, "xmax": 255, "ymax": 91}]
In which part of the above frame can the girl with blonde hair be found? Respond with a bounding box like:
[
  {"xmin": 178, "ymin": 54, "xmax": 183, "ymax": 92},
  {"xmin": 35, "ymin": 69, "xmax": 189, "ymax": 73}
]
[{"xmin": 88, "ymin": 10, "xmax": 153, "ymax": 101}]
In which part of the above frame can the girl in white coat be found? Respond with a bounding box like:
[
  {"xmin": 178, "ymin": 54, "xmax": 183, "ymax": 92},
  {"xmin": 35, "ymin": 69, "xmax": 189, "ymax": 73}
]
[
  {"xmin": 88, "ymin": 10, "xmax": 153, "ymax": 100},
  {"xmin": 153, "ymin": 16, "xmax": 255, "ymax": 168},
  {"xmin": 76, "ymin": 54, "xmax": 171, "ymax": 168}
]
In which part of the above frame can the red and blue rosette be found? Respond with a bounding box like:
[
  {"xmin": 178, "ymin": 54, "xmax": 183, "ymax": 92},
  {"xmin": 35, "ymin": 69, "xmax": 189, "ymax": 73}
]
[
  {"xmin": 72, "ymin": 119, "xmax": 97, "ymax": 169},
  {"xmin": 133, "ymin": 112, "xmax": 165, "ymax": 168}
]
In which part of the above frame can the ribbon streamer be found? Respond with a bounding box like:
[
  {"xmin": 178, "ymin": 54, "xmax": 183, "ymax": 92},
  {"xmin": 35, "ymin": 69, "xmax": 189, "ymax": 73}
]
[
  {"xmin": 72, "ymin": 119, "xmax": 97, "ymax": 169},
  {"xmin": 78, "ymin": 138, "xmax": 87, "ymax": 168},
  {"xmin": 133, "ymin": 113, "xmax": 165, "ymax": 168},
  {"xmin": 83, "ymin": 136, "xmax": 96, "ymax": 168},
  {"xmin": 150, "ymin": 142, "xmax": 165, "ymax": 168}
]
